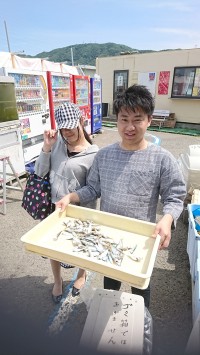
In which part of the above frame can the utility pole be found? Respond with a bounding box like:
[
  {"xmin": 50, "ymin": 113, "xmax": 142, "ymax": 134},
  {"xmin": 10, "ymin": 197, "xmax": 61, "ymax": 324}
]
[
  {"xmin": 4, "ymin": 20, "xmax": 11, "ymax": 52},
  {"xmin": 71, "ymin": 47, "xmax": 74, "ymax": 66}
]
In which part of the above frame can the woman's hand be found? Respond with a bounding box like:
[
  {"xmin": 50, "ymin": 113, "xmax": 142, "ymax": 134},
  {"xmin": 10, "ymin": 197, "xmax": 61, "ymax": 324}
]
[
  {"xmin": 42, "ymin": 129, "xmax": 58, "ymax": 152},
  {"xmin": 153, "ymin": 214, "xmax": 174, "ymax": 249},
  {"xmin": 55, "ymin": 192, "xmax": 80, "ymax": 212},
  {"xmin": 55, "ymin": 195, "xmax": 71, "ymax": 212}
]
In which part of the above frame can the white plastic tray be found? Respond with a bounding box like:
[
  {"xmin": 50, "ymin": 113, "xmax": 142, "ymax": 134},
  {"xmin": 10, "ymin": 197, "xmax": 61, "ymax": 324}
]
[{"xmin": 21, "ymin": 205, "xmax": 160, "ymax": 289}]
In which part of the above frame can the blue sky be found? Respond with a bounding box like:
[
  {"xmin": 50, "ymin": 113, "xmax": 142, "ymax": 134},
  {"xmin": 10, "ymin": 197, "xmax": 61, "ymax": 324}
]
[{"xmin": 1, "ymin": 0, "xmax": 200, "ymax": 56}]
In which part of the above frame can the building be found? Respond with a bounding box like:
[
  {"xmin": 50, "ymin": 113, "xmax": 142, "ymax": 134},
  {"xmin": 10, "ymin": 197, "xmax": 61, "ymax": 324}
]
[
  {"xmin": 78, "ymin": 64, "xmax": 96, "ymax": 78},
  {"xmin": 96, "ymin": 48, "xmax": 200, "ymax": 129}
]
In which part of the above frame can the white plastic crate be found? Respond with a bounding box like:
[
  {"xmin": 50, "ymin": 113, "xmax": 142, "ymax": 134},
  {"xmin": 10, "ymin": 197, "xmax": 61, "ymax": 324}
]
[
  {"xmin": 186, "ymin": 311, "xmax": 200, "ymax": 353},
  {"xmin": 178, "ymin": 153, "xmax": 200, "ymax": 191},
  {"xmin": 191, "ymin": 189, "xmax": 200, "ymax": 204},
  {"xmin": 187, "ymin": 204, "xmax": 200, "ymax": 281},
  {"xmin": 192, "ymin": 257, "xmax": 200, "ymax": 325},
  {"xmin": 187, "ymin": 144, "xmax": 200, "ymax": 157}
]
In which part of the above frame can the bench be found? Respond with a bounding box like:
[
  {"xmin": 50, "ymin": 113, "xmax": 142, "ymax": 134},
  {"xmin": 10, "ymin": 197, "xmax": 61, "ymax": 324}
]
[{"xmin": 151, "ymin": 110, "xmax": 176, "ymax": 129}]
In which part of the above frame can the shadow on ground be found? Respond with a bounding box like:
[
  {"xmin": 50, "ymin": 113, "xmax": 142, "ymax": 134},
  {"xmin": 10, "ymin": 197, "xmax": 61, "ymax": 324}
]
[{"xmin": 0, "ymin": 275, "xmax": 90, "ymax": 355}]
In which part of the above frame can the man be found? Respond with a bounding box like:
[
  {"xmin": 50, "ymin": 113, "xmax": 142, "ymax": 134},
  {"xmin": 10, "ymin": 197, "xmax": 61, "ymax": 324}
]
[{"xmin": 56, "ymin": 84, "xmax": 186, "ymax": 307}]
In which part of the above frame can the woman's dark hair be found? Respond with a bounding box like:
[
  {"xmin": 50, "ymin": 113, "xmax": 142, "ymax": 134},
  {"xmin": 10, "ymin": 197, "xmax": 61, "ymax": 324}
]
[
  {"xmin": 113, "ymin": 84, "xmax": 155, "ymax": 116},
  {"xmin": 81, "ymin": 126, "xmax": 93, "ymax": 144}
]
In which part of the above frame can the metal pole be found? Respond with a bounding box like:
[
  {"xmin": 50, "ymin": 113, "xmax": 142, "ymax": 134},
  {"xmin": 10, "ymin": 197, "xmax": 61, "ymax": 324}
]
[
  {"xmin": 71, "ymin": 47, "xmax": 74, "ymax": 66},
  {"xmin": 4, "ymin": 20, "xmax": 11, "ymax": 52},
  {"xmin": 47, "ymin": 71, "xmax": 56, "ymax": 129}
]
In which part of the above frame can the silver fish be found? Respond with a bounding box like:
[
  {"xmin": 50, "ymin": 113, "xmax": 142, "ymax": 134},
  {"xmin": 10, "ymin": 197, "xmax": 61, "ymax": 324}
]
[{"xmin": 56, "ymin": 218, "xmax": 142, "ymax": 265}]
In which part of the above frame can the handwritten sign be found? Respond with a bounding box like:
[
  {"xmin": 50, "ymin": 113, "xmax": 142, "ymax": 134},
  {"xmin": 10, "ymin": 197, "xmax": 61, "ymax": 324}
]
[{"xmin": 80, "ymin": 289, "xmax": 144, "ymax": 354}]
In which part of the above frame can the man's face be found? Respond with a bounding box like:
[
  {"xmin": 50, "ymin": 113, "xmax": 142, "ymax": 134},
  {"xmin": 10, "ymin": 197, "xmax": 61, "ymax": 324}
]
[{"xmin": 117, "ymin": 107, "xmax": 151, "ymax": 148}]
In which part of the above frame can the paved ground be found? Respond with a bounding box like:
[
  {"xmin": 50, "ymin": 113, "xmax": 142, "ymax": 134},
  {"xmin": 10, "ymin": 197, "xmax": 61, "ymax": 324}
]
[{"xmin": 0, "ymin": 127, "xmax": 200, "ymax": 355}]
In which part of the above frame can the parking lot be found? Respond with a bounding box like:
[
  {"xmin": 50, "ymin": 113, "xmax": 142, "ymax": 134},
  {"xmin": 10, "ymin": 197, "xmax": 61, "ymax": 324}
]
[{"xmin": 1, "ymin": 127, "xmax": 200, "ymax": 355}]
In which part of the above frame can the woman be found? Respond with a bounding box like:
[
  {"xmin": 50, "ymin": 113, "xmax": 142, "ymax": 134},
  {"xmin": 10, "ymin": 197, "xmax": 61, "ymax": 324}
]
[{"xmin": 35, "ymin": 102, "xmax": 98, "ymax": 304}]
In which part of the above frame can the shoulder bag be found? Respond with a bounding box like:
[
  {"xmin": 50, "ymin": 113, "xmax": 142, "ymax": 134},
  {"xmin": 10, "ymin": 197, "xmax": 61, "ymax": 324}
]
[{"xmin": 21, "ymin": 173, "xmax": 53, "ymax": 220}]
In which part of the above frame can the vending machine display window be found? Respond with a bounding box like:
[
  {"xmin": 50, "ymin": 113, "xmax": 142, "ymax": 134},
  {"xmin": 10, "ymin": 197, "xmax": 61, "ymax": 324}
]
[
  {"xmin": 90, "ymin": 77, "xmax": 102, "ymax": 134},
  {"xmin": 73, "ymin": 75, "xmax": 91, "ymax": 134},
  {"xmin": 52, "ymin": 75, "xmax": 71, "ymax": 109},
  {"xmin": 9, "ymin": 73, "xmax": 47, "ymax": 115},
  {"xmin": 0, "ymin": 68, "xmax": 50, "ymax": 164},
  {"xmin": 0, "ymin": 81, "xmax": 18, "ymax": 123},
  {"xmin": 46, "ymin": 71, "xmax": 74, "ymax": 130},
  {"xmin": 75, "ymin": 78, "xmax": 89, "ymax": 106}
]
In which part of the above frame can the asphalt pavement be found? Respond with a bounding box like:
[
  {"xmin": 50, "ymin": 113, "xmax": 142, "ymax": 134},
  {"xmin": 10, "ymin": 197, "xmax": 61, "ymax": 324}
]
[{"xmin": 1, "ymin": 127, "xmax": 200, "ymax": 355}]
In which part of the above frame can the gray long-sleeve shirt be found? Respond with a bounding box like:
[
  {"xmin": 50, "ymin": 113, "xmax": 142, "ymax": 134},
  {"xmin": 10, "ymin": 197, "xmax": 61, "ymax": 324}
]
[
  {"xmin": 34, "ymin": 135, "xmax": 99, "ymax": 207},
  {"xmin": 77, "ymin": 142, "xmax": 186, "ymax": 223}
]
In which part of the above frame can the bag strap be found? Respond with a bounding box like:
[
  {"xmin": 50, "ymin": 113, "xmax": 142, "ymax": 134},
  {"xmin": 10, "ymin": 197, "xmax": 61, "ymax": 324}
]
[{"xmin": 28, "ymin": 172, "xmax": 49, "ymax": 181}]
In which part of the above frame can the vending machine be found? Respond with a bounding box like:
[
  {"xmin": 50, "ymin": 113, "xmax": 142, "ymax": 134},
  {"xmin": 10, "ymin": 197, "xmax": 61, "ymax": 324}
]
[
  {"xmin": 46, "ymin": 71, "xmax": 74, "ymax": 129},
  {"xmin": 72, "ymin": 75, "xmax": 91, "ymax": 134},
  {"xmin": 90, "ymin": 77, "xmax": 102, "ymax": 134},
  {"xmin": 0, "ymin": 67, "xmax": 50, "ymax": 165},
  {"xmin": 0, "ymin": 76, "xmax": 25, "ymax": 177}
]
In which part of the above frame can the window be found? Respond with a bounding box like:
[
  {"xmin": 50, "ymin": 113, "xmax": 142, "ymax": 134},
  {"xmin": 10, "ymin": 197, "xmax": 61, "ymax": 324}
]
[
  {"xmin": 171, "ymin": 67, "xmax": 200, "ymax": 98},
  {"xmin": 113, "ymin": 70, "xmax": 129, "ymax": 114},
  {"xmin": 113, "ymin": 70, "xmax": 128, "ymax": 99}
]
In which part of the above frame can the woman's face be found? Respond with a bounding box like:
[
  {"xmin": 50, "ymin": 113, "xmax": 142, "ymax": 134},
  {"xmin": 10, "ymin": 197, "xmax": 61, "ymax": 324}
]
[{"xmin": 60, "ymin": 123, "xmax": 83, "ymax": 144}]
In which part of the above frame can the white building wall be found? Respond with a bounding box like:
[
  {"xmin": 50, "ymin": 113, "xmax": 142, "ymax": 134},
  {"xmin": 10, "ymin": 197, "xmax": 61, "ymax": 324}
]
[{"xmin": 96, "ymin": 49, "xmax": 200, "ymax": 125}]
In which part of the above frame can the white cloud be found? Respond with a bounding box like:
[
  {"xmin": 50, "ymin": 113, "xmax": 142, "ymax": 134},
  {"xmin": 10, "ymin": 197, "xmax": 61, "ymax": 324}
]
[
  {"xmin": 153, "ymin": 27, "xmax": 200, "ymax": 39},
  {"xmin": 147, "ymin": 1, "xmax": 193, "ymax": 12}
]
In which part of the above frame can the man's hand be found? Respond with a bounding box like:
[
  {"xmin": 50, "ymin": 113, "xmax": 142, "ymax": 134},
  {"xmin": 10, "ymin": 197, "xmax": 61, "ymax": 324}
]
[{"xmin": 153, "ymin": 214, "xmax": 174, "ymax": 249}]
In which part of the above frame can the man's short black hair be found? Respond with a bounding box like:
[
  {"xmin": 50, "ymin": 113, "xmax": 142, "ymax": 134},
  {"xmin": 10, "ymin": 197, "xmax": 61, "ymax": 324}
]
[{"xmin": 113, "ymin": 84, "xmax": 155, "ymax": 116}]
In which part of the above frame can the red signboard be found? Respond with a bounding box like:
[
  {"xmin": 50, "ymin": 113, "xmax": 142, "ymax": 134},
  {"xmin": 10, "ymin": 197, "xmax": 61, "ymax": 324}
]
[{"xmin": 158, "ymin": 71, "xmax": 170, "ymax": 95}]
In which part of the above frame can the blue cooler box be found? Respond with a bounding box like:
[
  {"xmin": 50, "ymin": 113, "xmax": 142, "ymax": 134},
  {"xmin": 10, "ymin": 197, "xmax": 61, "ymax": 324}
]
[
  {"xmin": 187, "ymin": 204, "xmax": 200, "ymax": 324},
  {"xmin": 187, "ymin": 204, "xmax": 200, "ymax": 281}
]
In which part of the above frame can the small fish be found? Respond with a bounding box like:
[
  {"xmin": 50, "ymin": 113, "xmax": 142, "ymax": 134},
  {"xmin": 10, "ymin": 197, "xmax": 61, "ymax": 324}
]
[
  {"xmin": 107, "ymin": 252, "xmax": 114, "ymax": 264},
  {"xmin": 76, "ymin": 219, "xmax": 83, "ymax": 225},
  {"xmin": 98, "ymin": 249, "xmax": 109, "ymax": 261},
  {"xmin": 72, "ymin": 237, "xmax": 82, "ymax": 246},
  {"xmin": 126, "ymin": 254, "xmax": 143, "ymax": 262},
  {"xmin": 95, "ymin": 243, "xmax": 105, "ymax": 253},
  {"xmin": 54, "ymin": 218, "xmax": 142, "ymax": 266},
  {"xmin": 84, "ymin": 237, "xmax": 97, "ymax": 244},
  {"xmin": 128, "ymin": 244, "xmax": 137, "ymax": 254},
  {"xmin": 88, "ymin": 247, "xmax": 100, "ymax": 258},
  {"xmin": 73, "ymin": 246, "xmax": 86, "ymax": 253},
  {"xmin": 59, "ymin": 231, "xmax": 73, "ymax": 240}
]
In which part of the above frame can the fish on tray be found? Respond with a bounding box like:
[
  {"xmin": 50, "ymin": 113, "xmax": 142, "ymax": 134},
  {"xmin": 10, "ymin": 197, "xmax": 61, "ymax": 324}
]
[{"xmin": 53, "ymin": 218, "xmax": 142, "ymax": 266}]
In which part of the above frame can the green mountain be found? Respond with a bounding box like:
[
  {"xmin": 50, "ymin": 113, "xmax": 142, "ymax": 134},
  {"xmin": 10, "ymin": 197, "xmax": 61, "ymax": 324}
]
[{"xmin": 30, "ymin": 43, "xmax": 155, "ymax": 66}]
